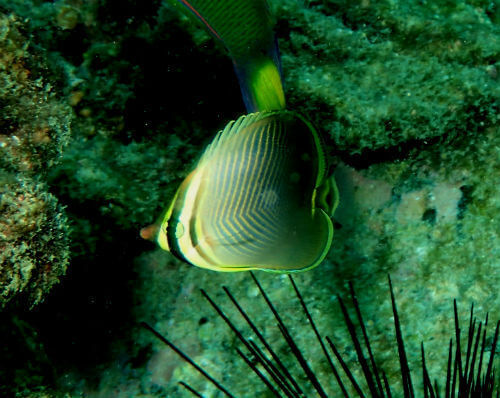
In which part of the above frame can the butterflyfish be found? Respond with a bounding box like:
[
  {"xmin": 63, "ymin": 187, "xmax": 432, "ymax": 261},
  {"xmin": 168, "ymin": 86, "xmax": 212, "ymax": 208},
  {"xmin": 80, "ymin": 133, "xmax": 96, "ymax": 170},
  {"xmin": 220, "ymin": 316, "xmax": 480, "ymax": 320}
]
[
  {"xmin": 168, "ymin": 0, "xmax": 285, "ymax": 112},
  {"xmin": 152, "ymin": 111, "xmax": 338, "ymax": 272}
]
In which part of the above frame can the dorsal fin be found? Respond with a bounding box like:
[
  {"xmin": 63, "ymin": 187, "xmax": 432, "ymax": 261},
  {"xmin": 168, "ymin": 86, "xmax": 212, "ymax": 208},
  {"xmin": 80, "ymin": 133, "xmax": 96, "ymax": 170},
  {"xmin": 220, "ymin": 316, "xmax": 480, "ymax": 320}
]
[{"xmin": 199, "ymin": 112, "xmax": 272, "ymax": 163}]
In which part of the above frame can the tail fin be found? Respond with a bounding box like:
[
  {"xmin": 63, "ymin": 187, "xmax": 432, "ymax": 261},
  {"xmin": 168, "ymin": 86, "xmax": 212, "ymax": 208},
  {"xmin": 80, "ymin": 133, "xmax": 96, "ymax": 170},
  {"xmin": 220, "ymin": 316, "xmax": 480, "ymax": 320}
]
[{"xmin": 169, "ymin": 0, "xmax": 285, "ymax": 112}]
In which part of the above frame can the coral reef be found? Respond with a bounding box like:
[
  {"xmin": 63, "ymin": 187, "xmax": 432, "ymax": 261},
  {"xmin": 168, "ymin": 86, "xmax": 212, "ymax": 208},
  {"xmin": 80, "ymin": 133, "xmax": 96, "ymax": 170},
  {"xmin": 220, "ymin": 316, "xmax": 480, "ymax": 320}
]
[
  {"xmin": 271, "ymin": 0, "xmax": 499, "ymax": 154},
  {"xmin": 0, "ymin": 14, "xmax": 71, "ymax": 308},
  {"xmin": 0, "ymin": 0, "xmax": 498, "ymax": 397}
]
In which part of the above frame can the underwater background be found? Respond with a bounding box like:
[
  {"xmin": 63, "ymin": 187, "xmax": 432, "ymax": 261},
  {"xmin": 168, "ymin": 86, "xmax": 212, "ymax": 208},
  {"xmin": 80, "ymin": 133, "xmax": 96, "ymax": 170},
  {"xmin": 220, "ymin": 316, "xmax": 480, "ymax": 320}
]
[{"xmin": 0, "ymin": 0, "xmax": 499, "ymax": 396}]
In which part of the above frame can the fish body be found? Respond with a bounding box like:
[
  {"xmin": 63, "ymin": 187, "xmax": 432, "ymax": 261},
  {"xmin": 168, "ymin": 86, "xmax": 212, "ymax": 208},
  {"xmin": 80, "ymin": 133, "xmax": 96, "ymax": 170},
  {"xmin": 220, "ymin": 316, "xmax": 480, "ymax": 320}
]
[
  {"xmin": 157, "ymin": 111, "xmax": 338, "ymax": 272},
  {"xmin": 170, "ymin": 0, "xmax": 285, "ymax": 111}
]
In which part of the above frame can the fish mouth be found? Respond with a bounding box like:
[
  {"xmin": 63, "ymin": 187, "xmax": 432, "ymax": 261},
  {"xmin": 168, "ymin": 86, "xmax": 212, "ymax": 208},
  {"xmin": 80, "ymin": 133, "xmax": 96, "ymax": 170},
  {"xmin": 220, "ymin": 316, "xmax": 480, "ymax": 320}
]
[{"xmin": 139, "ymin": 223, "xmax": 159, "ymax": 241}]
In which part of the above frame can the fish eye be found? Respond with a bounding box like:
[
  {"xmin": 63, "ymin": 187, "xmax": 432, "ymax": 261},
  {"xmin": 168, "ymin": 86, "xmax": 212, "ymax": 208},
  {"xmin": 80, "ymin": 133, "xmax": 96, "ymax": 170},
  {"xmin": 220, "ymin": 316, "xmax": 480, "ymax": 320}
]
[
  {"xmin": 175, "ymin": 222, "xmax": 185, "ymax": 239},
  {"xmin": 165, "ymin": 218, "xmax": 185, "ymax": 239}
]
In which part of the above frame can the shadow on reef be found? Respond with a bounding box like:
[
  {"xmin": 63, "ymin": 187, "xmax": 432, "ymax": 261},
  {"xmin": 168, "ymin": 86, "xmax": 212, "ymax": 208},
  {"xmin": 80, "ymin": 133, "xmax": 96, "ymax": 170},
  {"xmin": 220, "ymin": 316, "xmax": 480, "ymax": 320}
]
[
  {"xmin": 0, "ymin": 208, "xmax": 150, "ymax": 395},
  {"xmin": 2, "ymin": 0, "xmax": 244, "ymax": 144},
  {"xmin": 144, "ymin": 273, "xmax": 500, "ymax": 397}
]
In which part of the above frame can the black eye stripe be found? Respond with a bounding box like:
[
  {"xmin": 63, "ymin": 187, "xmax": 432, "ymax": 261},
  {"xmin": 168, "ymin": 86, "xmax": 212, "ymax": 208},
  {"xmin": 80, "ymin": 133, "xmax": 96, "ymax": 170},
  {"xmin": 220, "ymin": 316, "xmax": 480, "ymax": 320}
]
[{"xmin": 166, "ymin": 211, "xmax": 188, "ymax": 264}]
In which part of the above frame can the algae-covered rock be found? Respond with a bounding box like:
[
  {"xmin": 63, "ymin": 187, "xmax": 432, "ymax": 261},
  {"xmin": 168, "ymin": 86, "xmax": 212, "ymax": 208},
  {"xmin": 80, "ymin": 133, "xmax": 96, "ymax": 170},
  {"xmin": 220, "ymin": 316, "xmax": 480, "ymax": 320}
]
[
  {"xmin": 0, "ymin": 14, "xmax": 71, "ymax": 307},
  {"xmin": 271, "ymin": 0, "xmax": 499, "ymax": 154},
  {"xmin": 0, "ymin": 172, "xmax": 69, "ymax": 307},
  {"xmin": 0, "ymin": 14, "xmax": 71, "ymax": 174}
]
